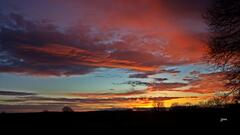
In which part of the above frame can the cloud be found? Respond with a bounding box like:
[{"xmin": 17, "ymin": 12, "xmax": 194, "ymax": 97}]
[
  {"xmin": 121, "ymin": 81, "xmax": 151, "ymax": 87},
  {"xmin": 0, "ymin": 90, "xmax": 36, "ymax": 96},
  {"xmin": 190, "ymin": 70, "xmax": 201, "ymax": 75},
  {"xmin": 0, "ymin": 13, "xmax": 96, "ymax": 76},
  {"xmin": 154, "ymin": 78, "xmax": 168, "ymax": 82},
  {"xmin": 0, "ymin": 0, "xmax": 208, "ymax": 77},
  {"xmin": 182, "ymin": 72, "xmax": 227, "ymax": 94},
  {"xmin": 0, "ymin": 13, "xmax": 158, "ymax": 76},
  {"xmin": 67, "ymin": 90, "xmax": 147, "ymax": 98},
  {"xmin": 129, "ymin": 73, "xmax": 150, "ymax": 79},
  {"xmin": 142, "ymin": 72, "xmax": 226, "ymax": 94},
  {"xmin": 129, "ymin": 69, "xmax": 180, "ymax": 79},
  {"xmin": 0, "ymin": 104, "xmax": 65, "ymax": 113},
  {"xmin": 183, "ymin": 76, "xmax": 198, "ymax": 83},
  {"xmin": 0, "ymin": 93, "xmax": 182, "ymax": 112},
  {"xmin": 118, "ymin": 80, "xmax": 191, "ymax": 92},
  {"xmin": 148, "ymin": 82, "xmax": 188, "ymax": 91}
]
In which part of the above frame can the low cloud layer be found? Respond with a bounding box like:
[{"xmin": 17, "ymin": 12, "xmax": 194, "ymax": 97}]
[
  {"xmin": 0, "ymin": 89, "xmax": 182, "ymax": 112},
  {"xmin": 0, "ymin": 90, "xmax": 35, "ymax": 96}
]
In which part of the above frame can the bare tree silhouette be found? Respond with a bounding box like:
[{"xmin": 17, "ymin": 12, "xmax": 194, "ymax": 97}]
[
  {"xmin": 152, "ymin": 101, "xmax": 164, "ymax": 112},
  {"xmin": 206, "ymin": 97, "xmax": 225, "ymax": 107},
  {"xmin": 205, "ymin": 0, "xmax": 240, "ymax": 102}
]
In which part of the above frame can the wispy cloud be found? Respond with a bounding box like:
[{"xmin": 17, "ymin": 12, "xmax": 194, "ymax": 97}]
[{"xmin": 129, "ymin": 69, "xmax": 181, "ymax": 79}]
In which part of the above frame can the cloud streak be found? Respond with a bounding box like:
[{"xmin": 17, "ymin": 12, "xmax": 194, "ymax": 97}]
[
  {"xmin": 0, "ymin": 90, "xmax": 182, "ymax": 112},
  {"xmin": 0, "ymin": 90, "xmax": 36, "ymax": 96}
]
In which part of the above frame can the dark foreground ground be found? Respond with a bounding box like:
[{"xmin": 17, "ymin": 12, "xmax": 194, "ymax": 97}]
[{"xmin": 0, "ymin": 105, "xmax": 239, "ymax": 132}]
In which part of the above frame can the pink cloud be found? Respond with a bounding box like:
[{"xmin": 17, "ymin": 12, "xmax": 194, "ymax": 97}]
[{"xmin": 0, "ymin": 0, "xmax": 209, "ymax": 76}]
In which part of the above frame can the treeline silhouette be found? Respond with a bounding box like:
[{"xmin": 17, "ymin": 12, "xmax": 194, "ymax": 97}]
[{"xmin": 0, "ymin": 104, "xmax": 239, "ymax": 131}]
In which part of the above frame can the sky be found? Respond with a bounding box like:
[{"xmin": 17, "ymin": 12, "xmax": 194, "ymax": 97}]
[{"xmin": 0, "ymin": 0, "xmax": 226, "ymax": 112}]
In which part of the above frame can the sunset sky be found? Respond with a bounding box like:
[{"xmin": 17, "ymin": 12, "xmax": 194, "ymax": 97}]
[{"xmin": 0, "ymin": 0, "xmax": 226, "ymax": 112}]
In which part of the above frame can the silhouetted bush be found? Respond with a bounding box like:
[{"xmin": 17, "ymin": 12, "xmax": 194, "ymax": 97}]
[{"xmin": 62, "ymin": 106, "xmax": 74, "ymax": 112}]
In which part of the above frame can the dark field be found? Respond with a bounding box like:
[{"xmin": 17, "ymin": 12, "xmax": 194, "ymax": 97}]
[{"xmin": 0, "ymin": 105, "xmax": 239, "ymax": 131}]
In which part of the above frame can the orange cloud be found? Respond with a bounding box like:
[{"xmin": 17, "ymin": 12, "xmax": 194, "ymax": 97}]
[
  {"xmin": 85, "ymin": 0, "xmax": 208, "ymax": 65},
  {"xmin": 0, "ymin": 0, "xmax": 209, "ymax": 76},
  {"xmin": 66, "ymin": 90, "xmax": 147, "ymax": 99},
  {"xmin": 19, "ymin": 43, "xmax": 157, "ymax": 72},
  {"xmin": 183, "ymin": 72, "xmax": 227, "ymax": 94},
  {"xmin": 144, "ymin": 72, "xmax": 226, "ymax": 95}
]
